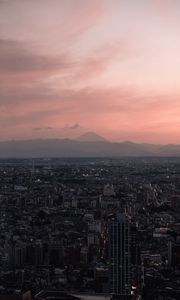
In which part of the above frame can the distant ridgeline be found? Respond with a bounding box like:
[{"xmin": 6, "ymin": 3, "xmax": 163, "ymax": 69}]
[{"xmin": 0, "ymin": 138, "xmax": 180, "ymax": 157}]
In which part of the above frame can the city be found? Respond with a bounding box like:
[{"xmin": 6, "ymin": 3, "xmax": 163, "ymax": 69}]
[
  {"xmin": 1, "ymin": 1, "xmax": 180, "ymax": 299},
  {"xmin": 0, "ymin": 157, "xmax": 180, "ymax": 299}
]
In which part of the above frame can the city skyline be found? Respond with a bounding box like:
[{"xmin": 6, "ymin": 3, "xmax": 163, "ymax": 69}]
[{"xmin": 1, "ymin": 0, "xmax": 180, "ymax": 144}]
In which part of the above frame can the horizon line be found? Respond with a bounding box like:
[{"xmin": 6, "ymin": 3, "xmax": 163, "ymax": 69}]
[{"xmin": 0, "ymin": 137, "xmax": 179, "ymax": 146}]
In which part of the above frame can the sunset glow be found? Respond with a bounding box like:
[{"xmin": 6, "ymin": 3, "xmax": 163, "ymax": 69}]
[{"xmin": 0, "ymin": 0, "xmax": 180, "ymax": 144}]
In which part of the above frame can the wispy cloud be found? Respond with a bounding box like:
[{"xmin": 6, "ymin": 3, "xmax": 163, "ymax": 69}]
[
  {"xmin": 0, "ymin": 39, "xmax": 72, "ymax": 75},
  {"xmin": 33, "ymin": 126, "xmax": 55, "ymax": 131},
  {"xmin": 0, "ymin": 0, "xmax": 180, "ymax": 143},
  {"xmin": 62, "ymin": 123, "xmax": 80, "ymax": 130}
]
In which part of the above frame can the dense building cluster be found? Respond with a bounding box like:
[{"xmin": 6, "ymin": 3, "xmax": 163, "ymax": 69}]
[{"xmin": 0, "ymin": 157, "xmax": 180, "ymax": 300}]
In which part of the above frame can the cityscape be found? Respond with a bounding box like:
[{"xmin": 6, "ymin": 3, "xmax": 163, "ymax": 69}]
[
  {"xmin": 0, "ymin": 157, "xmax": 180, "ymax": 299},
  {"xmin": 1, "ymin": 1, "xmax": 180, "ymax": 299}
]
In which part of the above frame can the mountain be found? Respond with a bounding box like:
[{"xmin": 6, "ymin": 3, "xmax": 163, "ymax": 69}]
[
  {"xmin": 76, "ymin": 131, "xmax": 108, "ymax": 142},
  {"xmin": 0, "ymin": 138, "xmax": 180, "ymax": 157}
]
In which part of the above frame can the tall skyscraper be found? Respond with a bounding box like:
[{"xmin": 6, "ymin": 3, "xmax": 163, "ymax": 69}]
[{"xmin": 108, "ymin": 213, "xmax": 131, "ymax": 295}]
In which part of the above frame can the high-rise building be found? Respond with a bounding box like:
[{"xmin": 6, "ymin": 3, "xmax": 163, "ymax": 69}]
[
  {"xmin": 168, "ymin": 240, "xmax": 180, "ymax": 267},
  {"xmin": 108, "ymin": 213, "xmax": 131, "ymax": 295}
]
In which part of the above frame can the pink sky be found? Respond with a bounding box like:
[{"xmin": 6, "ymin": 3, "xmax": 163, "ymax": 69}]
[{"xmin": 0, "ymin": 0, "xmax": 180, "ymax": 144}]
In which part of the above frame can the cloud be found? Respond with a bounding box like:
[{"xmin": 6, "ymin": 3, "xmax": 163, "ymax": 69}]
[
  {"xmin": 0, "ymin": 86, "xmax": 130, "ymax": 129},
  {"xmin": 0, "ymin": 37, "xmax": 130, "ymax": 110},
  {"xmin": 70, "ymin": 123, "xmax": 79, "ymax": 129},
  {"xmin": 32, "ymin": 123, "xmax": 80, "ymax": 133},
  {"xmin": 0, "ymin": 83, "xmax": 180, "ymax": 143},
  {"xmin": 69, "ymin": 41, "xmax": 129, "ymax": 82},
  {"xmin": 0, "ymin": 0, "xmax": 180, "ymax": 144},
  {"xmin": 0, "ymin": 0, "xmax": 106, "ymax": 52},
  {"xmin": 63, "ymin": 123, "xmax": 80, "ymax": 130},
  {"xmin": 33, "ymin": 126, "xmax": 55, "ymax": 131},
  {"xmin": 0, "ymin": 39, "xmax": 71, "ymax": 74},
  {"xmin": 0, "ymin": 85, "xmax": 144, "ymax": 130}
]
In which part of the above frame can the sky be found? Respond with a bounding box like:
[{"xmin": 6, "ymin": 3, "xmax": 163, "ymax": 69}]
[{"xmin": 0, "ymin": 0, "xmax": 180, "ymax": 144}]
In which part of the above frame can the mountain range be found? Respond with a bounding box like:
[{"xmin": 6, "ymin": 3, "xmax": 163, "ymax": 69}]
[{"xmin": 0, "ymin": 132, "xmax": 180, "ymax": 158}]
